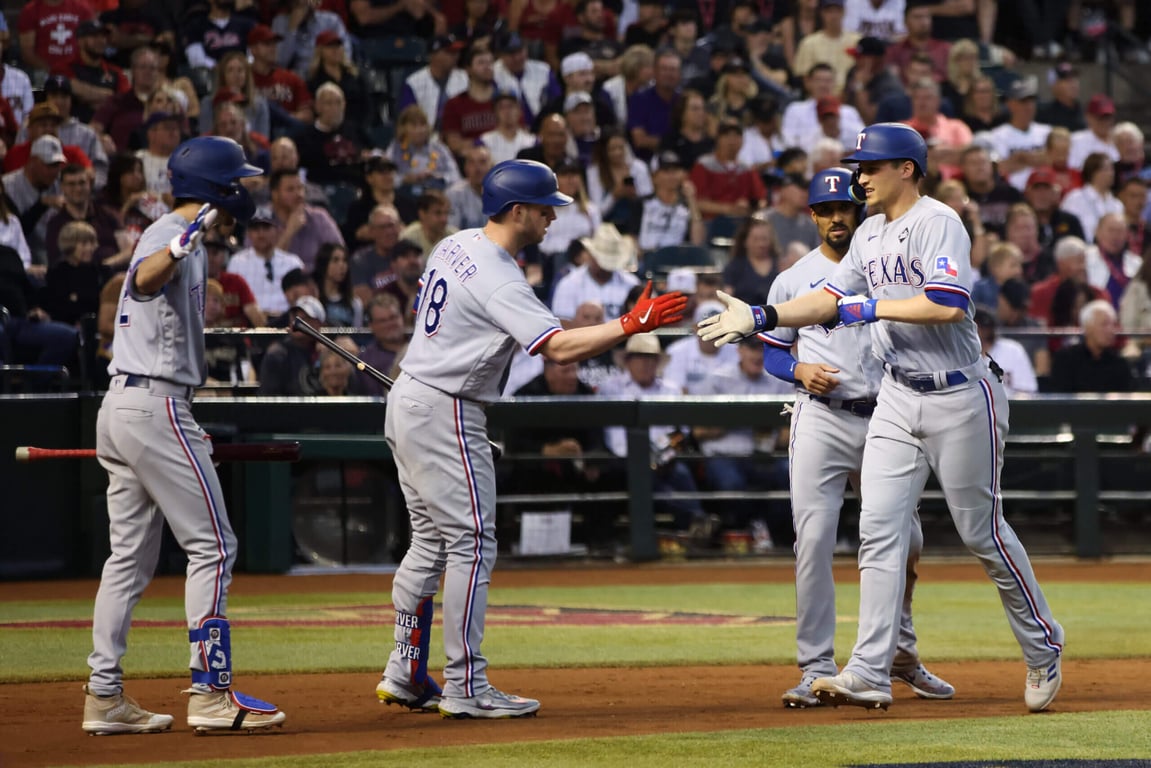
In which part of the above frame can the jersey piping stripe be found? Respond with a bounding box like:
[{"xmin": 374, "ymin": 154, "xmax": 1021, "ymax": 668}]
[
  {"xmin": 923, "ymin": 282, "xmax": 971, "ymax": 298},
  {"xmin": 978, "ymin": 379, "xmax": 1063, "ymax": 655},
  {"xmin": 166, "ymin": 398, "xmax": 227, "ymax": 617},
  {"xmin": 758, "ymin": 331, "xmax": 792, "ymax": 348},
  {"xmin": 527, "ymin": 326, "xmax": 562, "ymax": 355},
  {"xmin": 823, "ymin": 284, "xmax": 848, "ymax": 299},
  {"xmin": 454, "ymin": 399, "xmax": 483, "ymax": 698}
]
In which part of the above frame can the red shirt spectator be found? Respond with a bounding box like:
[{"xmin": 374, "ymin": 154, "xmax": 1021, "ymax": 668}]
[
  {"xmin": 0, "ymin": 96, "xmax": 19, "ymax": 149},
  {"xmin": 3, "ymin": 103, "xmax": 93, "ymax": 174},
  {"xmin": 440, "ymin": 46, "xmax": 498, "ymax": 156},
  {"xmin": 17, "ymin": 0, "xmax": 95, "ymax": 74},
  {"xmin": 884, "ymin": 3, "xmax": 949, "ymax": 83},
  {"xmin": 249, "ymin": 25, "xmax": 314, "ymax": 119},
  {"xmin": 689, "ymin": 122, "xmax": 766, "ymax": 220},
  {"xmin": 61, "ymin": 20, "xmax": 131, "ymax": 123}
]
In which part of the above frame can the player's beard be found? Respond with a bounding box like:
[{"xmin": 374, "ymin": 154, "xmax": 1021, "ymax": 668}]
[{"xmin": 825, "ymin": 226, "xmax": 851, "ymax": 250}]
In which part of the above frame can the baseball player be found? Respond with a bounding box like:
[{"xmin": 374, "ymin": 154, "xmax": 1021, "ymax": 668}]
[
  {"xmin": 763, "ymin": 168, "xmax": 954, "ymax": 708},
  {"xmin": 84, "ymin": 137, "xmax": 287, "ymax": 735},
  {"xmin": 376, "ymin": 159, "xmax": 687, "ymax": 719},
  {"xmin": 699, "ymin": 124, "xmax": 1064, "ymax": 713}
]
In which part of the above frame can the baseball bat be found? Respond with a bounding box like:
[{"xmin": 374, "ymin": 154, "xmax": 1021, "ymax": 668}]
[
  {"xmin": 290, "ymin": 316, "xmax": 504, "ymax": 461},
  {"xmin": 15, "ymin": 442, "xmax": 302, "ymax": 463}
]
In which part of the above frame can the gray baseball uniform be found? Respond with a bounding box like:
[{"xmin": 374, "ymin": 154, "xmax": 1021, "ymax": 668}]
[
  {"xmin": 763, "ymin": 246, "xmax": 928, "ymax": 680},
  {"xmin": 824, "ymin": 195, "xmax": 1063, "ymax": 693},
  {"xmin": 89, "ymin": 212, "xmax": 236, "ymax": 695},
  {"xmin": 385, "ymin": 228, "xmax": 563, "ymax": 699}
]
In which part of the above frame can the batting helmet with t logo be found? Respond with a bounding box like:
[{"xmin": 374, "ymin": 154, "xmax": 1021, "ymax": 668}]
[
  {"xmin": 168, "ymin": 136, "xmax": 263, "ymax": 222},
  {"xmin": 842, "ymin": 122, "xmax": 929, "ymax": 176},
  {"xmin": 808, "ymin": 167, "xmax": 859, "ymax": 206},
  {"xmin": 481, "ymin": 159, "xmax": 575, "ymax": 217}
]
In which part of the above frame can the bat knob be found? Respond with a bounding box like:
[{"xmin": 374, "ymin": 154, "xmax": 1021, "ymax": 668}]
[{"xmin": 14, "ymin": 447, "xmax": 29, "ymax": 462}]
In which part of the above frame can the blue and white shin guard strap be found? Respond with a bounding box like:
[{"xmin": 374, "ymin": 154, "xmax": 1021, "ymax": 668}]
[
  {"xmin": 190, "ymin": 616, "xmax": 231, "ymax": 690},
  {"xmin": 395, "ymin": 596, "xmax": 439, "ymax": 703}
]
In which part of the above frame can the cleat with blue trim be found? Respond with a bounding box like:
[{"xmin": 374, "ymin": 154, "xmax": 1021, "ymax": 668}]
[
  {"xmin": 376, "ymin": 675, "xmax": 443, "ymax": 712},
  {"xmin": 891, "ymin": 662, "xmax": 955, "ymax": 700},
  {"xmin": 186, "ymin": 689, "xmax": 286, "ymax": 733},
  {"xmin": 1025, "ymin": 656, "xmax": 1061, "ymax": 712}
]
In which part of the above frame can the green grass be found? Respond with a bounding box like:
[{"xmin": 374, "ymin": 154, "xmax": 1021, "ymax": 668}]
[
  {"xmin": 2, "ymin": 582, "xmax": 1148, "ymax": 682},
  {"xmin": 58, "ymin": 711, "xmax": 1151, "ymax": 768}
]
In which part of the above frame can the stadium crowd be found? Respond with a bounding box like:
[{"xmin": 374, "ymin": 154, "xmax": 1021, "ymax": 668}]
[{"xmin": 1, "ymin": 0, "xmax": 1151, "ymax": 546}]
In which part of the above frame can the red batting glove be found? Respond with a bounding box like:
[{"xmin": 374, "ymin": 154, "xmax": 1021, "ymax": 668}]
[{"xmin": 619, "ymin": 281, "xmax": 689, "ymax": 336}]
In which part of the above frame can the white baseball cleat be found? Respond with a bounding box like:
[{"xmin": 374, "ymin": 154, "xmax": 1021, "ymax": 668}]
[
  {"xmin": 891, "ymin": 662, "xmax": 956, "ymax": 700},
  {"xmin": 438, "ymin": 687, "xmax": 540, "ymax": 719},
  {"xmin": 82, "ymin": 685, "xmax": 174, "ymax": 735},
  {"xmin": 186, "ymin": 689, "xmax": 286, "ymax": 733},
  {"xmin": 812, "ymin": 671, "xmax": 893, "ymax": 710},
  {"xmin": 781, "ymin": 673, "xmax": 823, "ymax": 709},
  {"xmin": 1025, "ymin": 656, "xmax": 1062, "ymax": 712}
]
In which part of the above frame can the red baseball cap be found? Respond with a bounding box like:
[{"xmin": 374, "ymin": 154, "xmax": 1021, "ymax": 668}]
[
  {"xmin": 248, "ymin": 25, "xmax": 282, "ymax": 46},
  {"xmin": 817, "ymin": 97, "xmax": 840, "ymax": 117},
  {"xmin": 1026, "ymin": 167, "xmax": 1060, "ymax": 190},
  {"xmin": 1087, "ymin": 93, "xmax": 1115, "ymax": 117},
  {"xmin": 316, "ymin": 30, "xmax": 343, "ymax": 47}
]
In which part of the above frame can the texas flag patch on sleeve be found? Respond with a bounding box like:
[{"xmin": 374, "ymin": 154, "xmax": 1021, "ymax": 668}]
[{"xmin": 935, "ymin": 256, "xmax": 958, "ymax": 277}]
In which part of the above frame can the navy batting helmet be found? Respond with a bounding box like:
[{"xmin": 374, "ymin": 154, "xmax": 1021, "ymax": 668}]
[
  {"xmin": 481, "ymin": 159, "xmax": 574, "ymax": 217},
  {"xmin": 168, "ymin": 136, "xmax": 263, "ymax": 222},
  {"xmin": 808, "ymin": 167, "xmax": 858, "ymax": 206},
  {"xmin": 842, "ymin": 123, "xmax": 928, "ymax": 176}
]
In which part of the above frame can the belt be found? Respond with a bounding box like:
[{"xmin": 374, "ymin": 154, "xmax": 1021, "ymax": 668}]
[
  {"xmin": 805, "ymin": 392, "xmax": 876, "ymax": 417},
  {"xmin": 116, "ymin": 374, "xmax": 194, "ymax": 400},
  {"xmin": 883, "ymin": 361, "xmax": 980, "ymax": 393}
]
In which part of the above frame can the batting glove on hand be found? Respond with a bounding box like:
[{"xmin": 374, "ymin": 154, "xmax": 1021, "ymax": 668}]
[
  {"xmin": 837, "ymin": 295, "xmax": 878, "ymax": 327},
  {"xmin": 697, "ymin": 290, "xmax": 776, "ymax": 347},
  {"xmin": 168, "ymin": 204, "xmax": 217, "ymax": 261},
  {"xmin": 620, "ymin": 280, "xmax": 689, "ymax": 335}
]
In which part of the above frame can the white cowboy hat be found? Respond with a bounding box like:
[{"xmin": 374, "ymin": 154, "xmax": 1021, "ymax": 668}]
[{"xmin": 580, "ymin": 223, "xmax": 637, "ymax": 273}]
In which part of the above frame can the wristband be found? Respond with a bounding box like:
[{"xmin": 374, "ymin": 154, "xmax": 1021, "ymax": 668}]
[{"xmin": 751, "ymin": 304, "xmax": 778, "ymax": 332}]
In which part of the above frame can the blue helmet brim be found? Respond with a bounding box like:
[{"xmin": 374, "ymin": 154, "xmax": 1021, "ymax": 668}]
[{"xmin": 539, "ymin": 191, "xmax": 574, "ymax": 207}]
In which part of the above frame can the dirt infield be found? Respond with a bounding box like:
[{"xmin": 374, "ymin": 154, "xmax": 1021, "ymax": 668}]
[{"xmin": 2, "ymin": 560, "xmax": 1148, "ymax": 768}]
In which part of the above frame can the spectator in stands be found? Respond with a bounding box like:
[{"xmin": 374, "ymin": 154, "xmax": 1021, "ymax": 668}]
[
  {"xmin": 986, "ymin": 76, "xmax": 1052, "ymax": 193},
  {"xmin": 563, "ymin": 92, "xmax": 600, "ymax": 166},
  {"xmin": 691, "ymin": 120, "xmax": 766, "ymax": 226},
  {"xmin": 1048, "ymin": 299, "xmax": 1134, "ymax": 392},
  {"xmin": 201, "ymin": 278, "xmax": 258, "ymax": 390},
  {"xmin": 1036, "ymin": 61, "xmax": 1084, "ymax": 132},
  {"xmin": 63, "ymin": 20, "xmax": 129, "ymax": 125},
  {"xmin": 939, "ymin": 38, "xmax": 978, "ymax": 115},
  {"xmin": 626, "ymin": 46, "xmax": 676, "ymax": 163},
  {"xmin": 379, "ymin": 238, "xmax": 423, "ymax": 329},
  {"xmin": 151, "ymin": 40, "xmax": 200, "ymax": 126},
  {"xmin": 1119, "ymin": 176, "xmax": 1148, "ymax": 257},
  {"xmin": 735, "ymin": 96, "xmax": 782, "ymax": 173},
  {"xmin": 17, "ymin": 0, "xmax": 91, "ymax": 76},
  {"xmin": 551, "ymin": 222, "xmax": 639, "ymax": 320},
  {"xmin": 305, "ymin": 31, "xmax": 370, "ymax": 143},
  {"xmin": 972, "ymin": 241, "xmax": 1023, "ymax": 308},
  {"xmin": 44, "ymin": 163, "xmax": 119, "ymax": 267},
  {"xmin": 481, "ymin": 93, "xmax": 537, "ymax": 166},
  {"xmin": 586, "ymin": 128, "xmax": 650, "ymax": 222},
  {"xmin": 1086, "ymin": 212, "xmax": 1142, "ymax": 308},
  {"xmin": 398, "ymin": 189, "xmax": 456, "ymax": 259},
  {"xmin": 396, "ymin": 35, "xmax": 468, "ymax": 133},
  {"xmin": 294, "ymin": 82, "xmax": 364, "ymax": 187},
  {"xmin": 1113, "ymin": 122, "xmax": 1148, "ymax": 189},
  {"xmin": 538, "ymin": 52, "xmax": 616, "ymax": 131},
  {"xmin": 998, "ymin": 277, "xmax": 1050, "ymax": 375},
  {"xmin": 5, "ymin": 104, "xmax": 93, "ymax": 178},
  {"xmin": 843, "ymin": 0, "xmax": 906, "ymax": 40},
  {"xmin": 37, "ymin": 76, "xmax": 107, "ymax": 190},
  {"xmin": 1068, "ymin": 94, "xmax": 1118, "ymax": 172},
  {"xmin": 905, "ymin": 77, "xmax": 972, "ymax": 178},
  {"xmin": 844, "ymin": 35, "xmax": 902, "ymax": 126},
  {"xmin": 724, "ymin": 215, "xmax": 779, "ymax": 305},
  {"xmin": 212, "ymin": 102, "xmax": 271, "ymax": 173},
  {"xmin": 2, "ymin": 136, "xmax": 67, "ymax": 269},
  {"xmin": 1120, "ymin": 253, "xmax": 1151, "ymax": 343},
  {"xmin": 603, "ymin": 45, "xmax": 654, "ymax": 131},
  {"xmin": 205, "ymin": 232, "xmax": 265, "ymax": 328},
  {"xmin": 312, "ymin": 241, "xmax": 362, "ymax": 326},
  {"xmin": 801, "ymin": 96, "xmax": 856, "ymax": 156},
  {"xmin": 782, "ymin": 63, "xmax": 865, "ymax": 150},
  {"xmin": 1061, "ymin": 152, "xmax": 1123, "ymax": 244},
  {"xmin": 663, "ymin": 299, "xmax": 739, "ymax": 393},
  {"xmin": 959, "ymin": 143, "xmax": 1022, "ymax": 238},
  {"xmin": 516, "ymin": 113, "xmax": 577, "ymax": 171},
  {"xmin": 41, "ymin": 220, "xmax": 100, "ymax": 326},
  {"xmin": 386, "ymin": 104, "xmax": 461, "ymax": 193},
  {"xmin": 249, "ymin": 25, "xmax": 313, "ymax": 136},
  {"xmin": 346, "ymin": 158, "xmax": 405, "ymax": 245},
  {"xmin": 538, "ymin": 160, "xmax": 601, "ymax": 264},
  {"xmin": 660, "ymin": 89, "xmax": 715, "ymax": 173},
  {"xmin": 0, "ymin": 243, "xmax": 79, "ymax": 388},
  {"xmin": 1044, "ymin": 126, "xmax": 1081, "ymax": 194},
  {"xmin": 91, "ymin": 46, "xmax": 161, "ymax": 155},
  {"xmin": 794, "ymin": 0, "xmax": 859, "ymax": 91},
  {"xmin": 317, "ymin": 338, "xmax": 361, "ymax": 395},
  {"xmin": 96, "ymin": 152, "xmax": 162, "ymax": 250},
  {"xmin": 135, "ymin": 112, "xmax": 181, "ymax": 200},
  {"xmin": 229, "ymin": 212, "xmax": 306, "ymax": 318},
  {"xmin": 272, "ymin": 0, "xmax": 351, "ymax": 80},
  {"xmin": 183, "ymin": 0, "xmax": 256, "ymax": 70},
  {"xmin": 350, "ymin": 0, "xmax": 439, "ymax": 38},
  {"xmin": 1025, "ymin": 167, "xmax": 1085, "ymax": 253},
  {"xmin": 450, "ymin": 0, "xmax": 499, "ymax": 43},
  {"xmin": 667, "ymin": 11, "xmax": 710, "ymax": 85},
  {"xmin": 258, "ymin": 135, "xmax": 330, "ymax": 210},
  {"xmin": 128, "ymin": 85, "xmax": 188, "ymax": 152},
  {"xmin": 258, "ymin": 294, "xmax": 324, "ymax": 395},
  {"xmin": 623, "ymin": 0, "xmax": 666, "ymax": 47},
  {"xmin": 764, "ymin": 173, "xmax": 820, "ymax": 255},
  {"xmin": 973, "ymin": 307, "xmax": 1037, "ymax": 396},
  {"xmin": 446, "ymin": 144, "xmax": 491, "ymax": 231},
  {"xmin": 1029, "ymin": 235, "xmax": 1105, "ymax": 326},
  {"xmin": 199, "ymin": 51, "xmax": 271, "ymax": 142},
  {"xmin": 350, "ymin": 204, "xmax": 401, "ymax": 307},
  {"xmin": 959, "ymin": 74, "xmax": 1005, "ymax": 134},
  {"xmin": 358, "ymin": 293, "xmax": 406, "ymax": 395},
  {"xmin": 492, "ymin": 33, "xmax": 555, "ymax": 128},
  {"xmin": 264, "ymin": 168, "xmax": 346, "ymax": 271},
  {"xmin": 933, "ymin": 177, "xmax": 989, "ymax": 270},
  {"xmin": 1004, "ymin": 202, "xmax": 1055, "ymax": 283},
  {"xmin": 636, "ymin": 150, "xmax": 705, "ymax": 252},
  {"xmin": 0, "ymin": 45, "xmax": 32, "ymax": 133},
  {"xmin": 558, "ymin": 0, "xmax": 623, "ymax": 78},
  {"xmin": 598, "ymin": 332, "xmax": 713, "ymax": 540},
  {"xmin": 279, "ymin": 267, "xmax": 316, "ymax": 313},
  {"xmin": 884, "ymin": 2, "xmax": 950, "ymax": 81},
  {"xmin": 0, "ymin": 192, "xmax": 32, "ymax": 274},
  {"xmin": 664, "ymin": 267, "xmax": 700, "ymax": 325},
  {"xmin": 102, "ymin": 0, "xmax": 176, "ymax": 70}
]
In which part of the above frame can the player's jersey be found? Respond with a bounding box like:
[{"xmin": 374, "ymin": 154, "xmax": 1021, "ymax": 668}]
[
  {"xmin": 108, "ymin": 212, "xmax": 206, "ymax": 385},
  {"xmin": 399, "ymin": 228, "xmax": 563, "ymax": 403},
  {"xmin": 826, "ymin": 196, "xmax": 982, "ymax": 375},
  {"xmin": 761, "ymin": 246, "xmax": 883, "ymax": 400}
]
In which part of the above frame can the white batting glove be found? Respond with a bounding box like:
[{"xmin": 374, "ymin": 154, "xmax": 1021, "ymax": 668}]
[
  {"xmin": 696, "ymin": 290, "xmax": 764, "ymax": 347},
  {"xmin": 168, "ymin": 204, "xmax": 217, "ymax": 261}
]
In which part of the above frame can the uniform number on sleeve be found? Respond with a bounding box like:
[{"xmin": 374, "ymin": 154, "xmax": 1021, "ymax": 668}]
[{"xmin": 420, "ymin": 269, "xmax": 449, "ymax": 336}]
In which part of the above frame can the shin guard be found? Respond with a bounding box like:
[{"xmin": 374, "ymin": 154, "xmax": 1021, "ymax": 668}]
[
  {"xmin": 395, "ymin": 596, "xmax": 435, "ymax": 686},
  {"xmin": 190, "ymin": 616, "xmax": 232, "ymax": 690}
]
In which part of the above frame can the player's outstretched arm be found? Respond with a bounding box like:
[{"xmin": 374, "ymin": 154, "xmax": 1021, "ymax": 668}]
[
  {"xmin": 539, "ymin": 281, "xmax": 688, "ymax": 364},
  {"xmin": 134, "ymin": 204, "xmax": 217, "ymax": 295},
  {"xmin": 697, "ymin": 289, "xmax": 838, "ymax": 347},
  {"xmin": 874, "ymin": 294, "xmax": 966, "ymax": 325}
]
